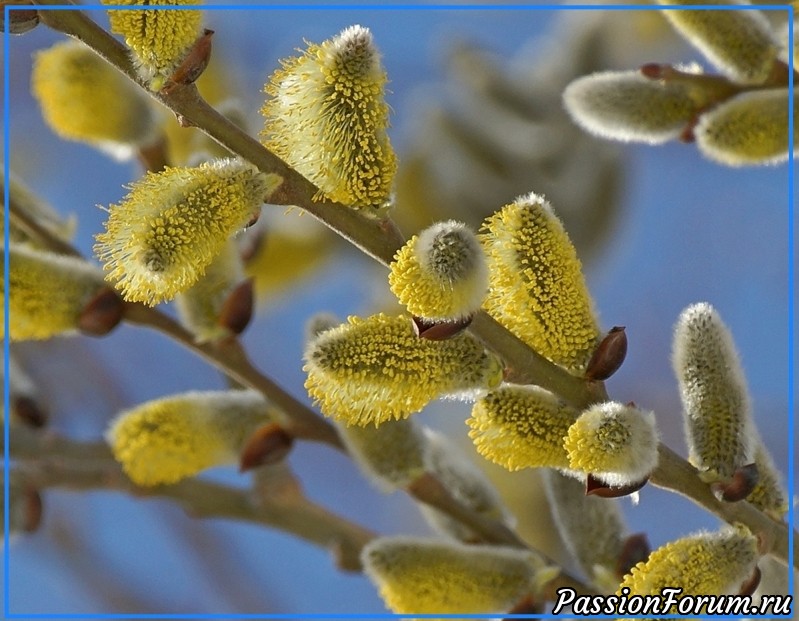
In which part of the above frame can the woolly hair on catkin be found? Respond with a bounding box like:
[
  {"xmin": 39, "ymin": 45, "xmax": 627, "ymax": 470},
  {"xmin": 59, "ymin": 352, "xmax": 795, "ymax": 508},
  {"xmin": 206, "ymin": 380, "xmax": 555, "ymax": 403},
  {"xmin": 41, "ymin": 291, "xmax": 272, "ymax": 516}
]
[
  {"xmin": 106, "ymin": 390, "xmax": 274, "ymax": 486},
  {"xmin": 617, "ymin": 524, "xmax": 759, "ymax": 602},
  {"xmin": 563, "ymin": 70, "xmax": 699, "ymax": 145},
  {"xmin": 418, "ymin": 429, "xmax": 514, "ymax": 542},
  {"xmin": 3, "ymin": 244, "xmax": 107, "ymax": 341},
  {"xmin": 334, "ymin": 417, "xmax": 427, "ymax": 493},
  {"xmin": 361, "ymin": 536, "xmax": 546, "ymax": 614},
  {"xmin": 541, "ymin": 469, "xmax": 628, "ymax": 593},
  {"xmin": 102, "ymin": 0, "xmax": 204, "ymax": 91},
  {"xmin": 303, "ymin": 314, "xmax": 503, "ymax": 426},
  {"xmin": 656, "ymin": 0, "xmax": 778, "ymax": 85},
  {"xmin": 481, "ymin": 192, "xmax": 600, "ymax": 373},
  {"xmin": 389, "ymin": 220, "xmax": 488, "ymax": 322},
  {"xmin": 695, "ymin": 88, "xmax": 796, "ymax": 166},
  {"xmin": 261, "ymin": 25, "xmax": 396, "ymax": 212},
  {"xmin": 467, "ymin": 385, "xmax": 579, "ymax": 472},
  {"xmin": 564, "ymin": 401, "xmax": 659, "ymax": 488},
  {"xmin": 672, "ymin": 303, "xmax": 756, "ymax": 484},
  {"xmin": 174, "ymin": 239, "xmax": 247, "ymax": 342},
  {"xmin": 94, "ymin": 158, "xmax": 281, "ymax": 306},
  {"xmin": 31, "ymin": 40, "xmax": 159, "ymax": 159}
]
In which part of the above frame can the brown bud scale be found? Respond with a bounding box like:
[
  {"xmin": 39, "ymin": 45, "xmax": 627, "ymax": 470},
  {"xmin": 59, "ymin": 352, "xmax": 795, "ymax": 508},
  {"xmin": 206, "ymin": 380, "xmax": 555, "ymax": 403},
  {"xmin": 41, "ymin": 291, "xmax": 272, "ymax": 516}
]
[
  {"xmin": 585, "ymin": 326, "xmax": 627, "ymax": 380},
  {"xmin": 586, "ymin": 473, "xmax": 648, "ymax": 498},
  {"xmin": 78, "ymin": 287, "xmax": 125, "ymax": 336},
  {"xmin": 240, "ymin": 422, "xmax": 293, "ymax": 472},
  {"xmin": 218, "ymin": 278, "xmax": 254, "ymax": 336}
]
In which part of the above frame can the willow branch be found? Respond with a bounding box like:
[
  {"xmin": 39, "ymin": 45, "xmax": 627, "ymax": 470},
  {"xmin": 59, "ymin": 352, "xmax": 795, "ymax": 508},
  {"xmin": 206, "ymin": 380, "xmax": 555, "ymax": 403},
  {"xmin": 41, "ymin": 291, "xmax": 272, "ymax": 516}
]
[
  {"xmin": 30, "ymin": 3, "xmax": 797, "ymax": 570},
  {"xmin": 8, "ymin": 425, "xmax": 374, "ymax": 571}
]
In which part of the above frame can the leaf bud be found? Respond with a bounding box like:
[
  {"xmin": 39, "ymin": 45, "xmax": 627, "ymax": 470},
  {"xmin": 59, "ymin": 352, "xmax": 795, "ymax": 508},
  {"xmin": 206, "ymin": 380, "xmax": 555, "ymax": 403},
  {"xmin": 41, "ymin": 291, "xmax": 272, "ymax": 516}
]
[{"xmin": 585, "ymin": 326, "xmax": 627, "ymax": 380}]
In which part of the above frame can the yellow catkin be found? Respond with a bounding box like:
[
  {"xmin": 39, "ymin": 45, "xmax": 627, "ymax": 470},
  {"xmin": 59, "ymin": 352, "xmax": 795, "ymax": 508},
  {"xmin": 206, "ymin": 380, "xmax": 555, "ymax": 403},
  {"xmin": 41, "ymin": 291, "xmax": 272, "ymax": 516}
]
[
  {"xmin": 304, "ymin": 314, "xmax": 503, "ymax": 426},
  {"xmin": 657, "ymin": 0, "xmax": 778, "ymax": 85},
  {"xmin": 467, "ymin": 385, "xmax": 578, "ymax": 472},
  {"xmin": 672, "ymin": 303, "xmax": 755, "ymax": 483},
  {"xmin": 362, "ymin": 536, "xmax": 542, "ymax": 614},
  {"xmin": 94, "ymin": 158, "xmax": 281, "ymax": 306},
  {"xmin": 389, "ymin": 220, "xmax": 488, "ymax": 321},
  {"xmin": 481, "ymin": 192, "xmax": 600, "ymax": 373},
  {"xmin": 564, "ymin": 402, "xmax": 659, "ymax": 487},
  {"xmin": 695, "ymin": 88, "xmax": 797, "ymax": 166},
  {"xmin": 106, "ymin": 390, "xmax": 272, "ymax": 486},
  {"xmin": 617, "ymin": 524, "xmax": 759, "ymax": 605},
  {"xmin": 2, "ymin": 244, "xmax": 106, "ymax": 341},
  {"xmin": 31, "ymin": 40, "xmax": 158, "ymax": 158},
  {"xmin": 103, "ymin": 0, "xmax": 203, "ymax": 90},
  {"xmin": 261, "ymin": 25, "xmax": 396, "ymax": 211}
]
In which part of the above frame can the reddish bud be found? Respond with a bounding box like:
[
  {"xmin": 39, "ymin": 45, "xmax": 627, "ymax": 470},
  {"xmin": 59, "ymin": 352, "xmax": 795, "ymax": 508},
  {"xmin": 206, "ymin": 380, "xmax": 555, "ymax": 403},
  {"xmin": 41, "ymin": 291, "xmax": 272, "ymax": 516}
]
[
  {"xmin": 738, "ymin": 565, "xmax": 761, "ymax": 596},
  {"xmin": 586, "ymin": 473, "xmax": 648, "ymax": 498},
  {"xmin": 411, "ymin": 315, "xmax": 472, "ymax": 341},
  {"xmin": 77, "ymin": 287, "xmax": 125, "ymax": 336},
  {"xmin": 12, "ymin": 396, "xmax": 47, "ymax": 428},
  {"xmin": 711, "ymin": 463, "xmax": 759, "ymax": 502},
  {"xmin": 1, "ymin": 1, "xmax": 38, "ymax": 34},
  {"xmin": 585, "ymin": 326, "xmax": 627, "ymax": 380},
  {"xmin": 218, "ymin": 278, "xmax": 254, "ymax": 336},
  {"xmin": 616, "ymin": 532, "xmax": 651, "ymax": 577},
  {"xmin": 161, "ymin": 29, "xmax": 214, "ymax": 94},
  {"xmin": 22, "ymin": 487, "xmax": 43, "ymax": 532},
  {"xmin": 640, "ymin": 63, "xmax": 666, "ymax": 79},
  {"xmin": 239, "ymin": 422, "xmax": 293, "ymax": 472}
]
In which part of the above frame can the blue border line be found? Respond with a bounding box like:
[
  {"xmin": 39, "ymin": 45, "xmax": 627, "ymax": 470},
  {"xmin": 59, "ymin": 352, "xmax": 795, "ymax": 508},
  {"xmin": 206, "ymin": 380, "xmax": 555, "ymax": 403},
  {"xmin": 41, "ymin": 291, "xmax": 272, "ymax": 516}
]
[
  {"xmin": 4, "ymin": 3, "xmax": 795, "ymax": 619},
  {"xmin": 787, "ymin": 4, "xmax": 796, "ymax": 611},
  {"xmin": 4, "ymin": 4, "xmax": 11, "ymax": 621}
]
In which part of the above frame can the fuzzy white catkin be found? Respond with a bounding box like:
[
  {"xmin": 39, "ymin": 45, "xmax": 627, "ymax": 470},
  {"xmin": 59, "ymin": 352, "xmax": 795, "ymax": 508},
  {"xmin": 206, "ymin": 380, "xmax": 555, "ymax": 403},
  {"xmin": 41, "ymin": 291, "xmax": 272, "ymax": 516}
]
[
  {"xmin": 563, "ymin": 70, "xmax": 698, "ymax": 144},
  {"xmin": 672, "ymin": 303, "xmax": 756, "ymax": 482}
]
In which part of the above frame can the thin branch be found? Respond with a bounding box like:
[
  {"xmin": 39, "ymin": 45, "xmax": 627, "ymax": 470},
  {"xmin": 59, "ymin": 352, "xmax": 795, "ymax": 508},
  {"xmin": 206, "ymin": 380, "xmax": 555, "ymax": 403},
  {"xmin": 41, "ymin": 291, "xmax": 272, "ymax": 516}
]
[{"xmin": 9, "ymin": 426, "xmax": 374, "ymax": 571}]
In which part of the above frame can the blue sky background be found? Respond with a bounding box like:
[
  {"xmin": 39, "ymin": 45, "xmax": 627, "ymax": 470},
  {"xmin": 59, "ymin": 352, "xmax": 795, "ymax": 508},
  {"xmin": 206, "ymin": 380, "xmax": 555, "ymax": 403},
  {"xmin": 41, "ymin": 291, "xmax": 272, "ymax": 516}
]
[{"xmin": 3, "ymin": 3, "xmax": 793, "ymax": 616}]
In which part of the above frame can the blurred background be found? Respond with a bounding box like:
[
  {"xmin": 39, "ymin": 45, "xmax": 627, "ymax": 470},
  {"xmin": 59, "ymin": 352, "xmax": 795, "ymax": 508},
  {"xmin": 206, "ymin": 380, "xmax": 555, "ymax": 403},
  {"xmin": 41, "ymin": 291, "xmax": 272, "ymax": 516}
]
[{"xmin": 3, "ymin": 3, "xmax": 793, "ymax": 615}]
